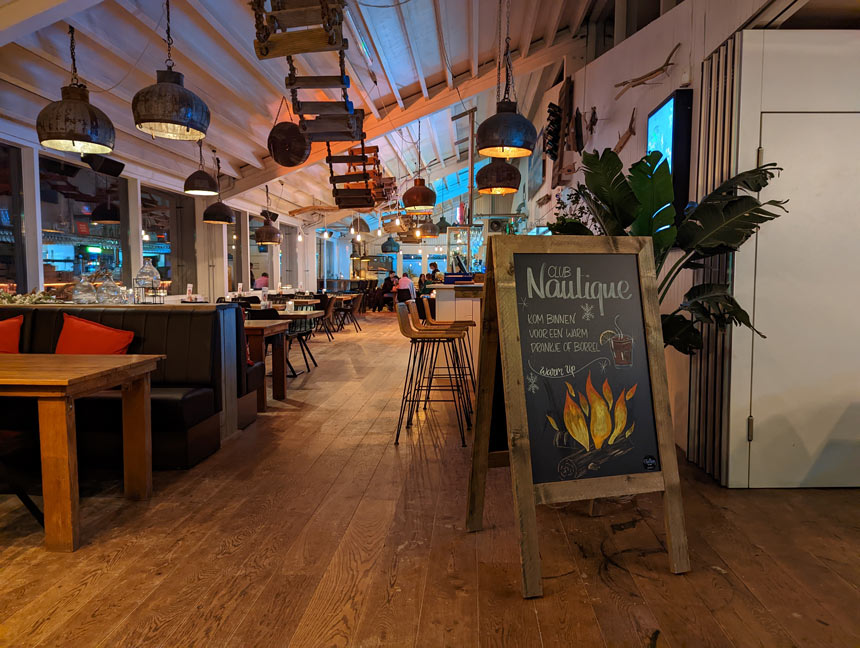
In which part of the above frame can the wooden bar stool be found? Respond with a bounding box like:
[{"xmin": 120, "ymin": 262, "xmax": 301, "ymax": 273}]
[
  {"xmin": 409, "ymin": 299, "xmax": 476, "ymax": 399},
  {"xmin": 420, "ymin": 294, "xmax": 477, "ymax": 385},
  {"xmin": 395, "ymin": 303, "xmax": 470, "ymax": 447}
]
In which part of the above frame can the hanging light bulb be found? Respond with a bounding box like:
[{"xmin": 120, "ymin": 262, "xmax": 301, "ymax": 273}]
[
  {"xmin": 475, "ymin": 0, "xmax": 537, "ymax": 159},
  {"xmin": 184, "ymin": 140, "xmax": 218, "ymax": 195},
  {"xmin": 350, "ymin": 225, "xmax": 355, "ymax": 234},
  {"xmin": 132, "ymin": 0, "xmax": 210, "ymax": 140},
  {"xmin": 377, "ymin": 227, "xmax": 382, "ymax": 236},
  {"xmin": 297, "ymin": 231, "xmax": 303, "ymax": 242},
  {"xmin": 37, "ymin": 26, "xmax": 115, "ymax": 154},
  {"xmin": 395, "ymin": 216, "xmax": 401, "ymax": 226},
  {"xmin": 356, "ymin": 233, "xmax": 362, "ymax": 242},
  {"xmin": 202, "ymin": 152, "xmax": 234, "ymax": 224}
]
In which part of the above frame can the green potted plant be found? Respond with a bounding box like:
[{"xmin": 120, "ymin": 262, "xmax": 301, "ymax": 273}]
[{"xmin": 549, "ymin": 148, "xmax": 786, "ymax": 354}]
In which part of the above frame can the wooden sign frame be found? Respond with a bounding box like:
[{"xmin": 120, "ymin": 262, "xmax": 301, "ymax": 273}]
[{"xmin": 467, "ymin": 235, "xmax": 690, "ymax": 598}]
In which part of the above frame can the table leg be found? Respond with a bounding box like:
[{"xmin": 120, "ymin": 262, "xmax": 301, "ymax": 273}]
[
  {"xmin": 37, "ymin": 397, "xmax": 79, "ymax": 552},
  {"xmin": 122, "ymin": 375, "xmax": 152, "ymax": 500},
  {"xmin": 248, "ymin": 334, "xmax": 267, "ymax": 412},
  {"xmin": 271, "ymin": 333, "xmax": 287, "ymax": 400}
]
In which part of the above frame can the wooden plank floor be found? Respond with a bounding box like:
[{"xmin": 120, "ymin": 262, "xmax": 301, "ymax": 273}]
[{"xmin": 1, "ymin": 313, "xmax": 858, "ymax": 647}]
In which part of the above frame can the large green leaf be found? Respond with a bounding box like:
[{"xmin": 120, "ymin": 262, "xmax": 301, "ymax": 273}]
[
  {"xmin": 681, "ymin": 283, "xmax": 764, "ymax": 337},
  {"xmin": 580, "ymin": 149, "xmax": 639, "ymax": 235},
  {"xmin": 662, "ymin": 313, "xmax": 703, "ymax": 354},
  {"xmin": 628, "ymin": 151, "xmax": 677, "ymax": 269},
  {"xmin": 676, "ymin": 164, "xmax": 787, "ymax": 253}
]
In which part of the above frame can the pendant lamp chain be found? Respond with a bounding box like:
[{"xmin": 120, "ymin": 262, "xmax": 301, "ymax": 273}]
[
  {"xmin": 164, "ymin": 0, "xmax": 174, "ymax": 70},
  {"xmin": 494, "ymin": 0, "xmax": 512, "ymax": 102},
  {"xmin": 213, "ymin": 149, "xmax": 221, "ymax": 195},
  {"xmin": 197, "ymin": 140, "xmax": 205, "ymax": 169},
  {"xmin": 68, "ymin": 26, "xmax": 81, "ymax": 87},
  {"xmin": 417, "ymin": 121, "xmax": 422, "ymax": 177}
]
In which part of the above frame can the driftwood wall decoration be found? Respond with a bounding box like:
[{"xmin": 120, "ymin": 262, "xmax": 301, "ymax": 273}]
[
  {"xmin": 613, "ymin": 108, "xmax": 637, "ymax": 154},
  {"xmin": 614, "ymin": 43, "xmax": 681, "ymax": 99},
  {"xmin": 586, "ymin": 107, "xmax": 598, "ymax": 135}
]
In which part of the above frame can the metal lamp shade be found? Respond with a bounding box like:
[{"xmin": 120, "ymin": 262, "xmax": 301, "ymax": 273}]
[
  {"xmin": 380, "ymin": 235, "xmax": 400, "ymax": 253},
  {"xmin": 132, "ymin": 69, "xmax": 210, "ymax": 141},
  {"xmin": 255, "ymin": 210, "xmax": 281, "ymax": 245},
  {"xmin": 203, "ymin": 201, "xmax": 234, "ymax": 224},
  {"xmin": 421, "ymin": 220, "xmax": 440, "ymax": 237},
  {"xmin": 184, "ymin": 169, "xmax": 218, "ymax": 196},
  {"xmin": 402, "ymin": 178, "xmax": 436, "ymax": 213},
  {"xmin": 91, "ymin": 201, "xmax": 120, "ymax": 224},
  {"xmin": 476, "ymin": 100, "xmax": 537, "ymax": 158},
  {"xmin": 436, "ymin": 216, "xmax": 451, "ymax": 233},
  {"xmin": 37, "ymin": 85, "xmax": 115, "ymax": 155},
  {"xmin": 477, "ymin": 157, "xmax": 521, "ymax": 195}
]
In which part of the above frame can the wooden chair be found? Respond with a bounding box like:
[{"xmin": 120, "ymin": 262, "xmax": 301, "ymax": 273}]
[{"xmin": 336, "ymin": 294, "xmax": 364, "ymax": 332}]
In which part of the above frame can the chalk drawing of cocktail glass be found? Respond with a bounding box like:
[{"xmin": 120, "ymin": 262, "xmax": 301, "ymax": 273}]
[{"xmin": 600, "ymin": 315, "xmax": 633, "ymax": 368}]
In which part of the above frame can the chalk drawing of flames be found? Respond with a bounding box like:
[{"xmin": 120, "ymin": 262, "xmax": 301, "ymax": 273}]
[{"xmin": 547, "ymin": 372, "xmax": 638, "ymax": 451}]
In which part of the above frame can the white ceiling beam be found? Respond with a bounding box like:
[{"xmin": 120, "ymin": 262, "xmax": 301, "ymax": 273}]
[
  {"xmin": 520, "ymin": 0, "xmax": 540, "ymax": 59},
  {"xmin": 0, "ymin": 0, "xmax": 103, "ymax": 47},
  {"xmin": 222, "ymin": 35, "xmax": 584, "ymax": 199},
  {"xmin": 431, "ymin": 0, "xmax": 454, "ymax": 89},
  {"xmin": 444, "ymin": 108, "xmax": 458, "ymax": 160},
  {"xmin": 426, "ymin": 116, "xmax": 445, "ymax": 168},
  {"xmin": 469, "ymin": 0, "xmax": 479, "ymax": 78},
  {"xmin": 0, "ymin": 44, "xmax": 248, "ymax": 178},
  {"xmin": 111, "ymin": 0, "xmax": 272, "ymax": 119},
  {"xmin": 520, "ymin": 71, "xmax": 541, "ymax": 123},
  {"xmin": 183, "ymin": 0, "xmax": 289, "ymax": 100},
  {"xmin": 545, "ymin": 0, "xmax": 567, "ymax": 49},
  {"xmin": 350, "ymin": 3, "xmax": 404, "ymax": 109},
  {"xmin": 396, "ymin": 2, "xmax": 429, "ymax": 100},
  {"xmin": 569, "ymin": 0, "xmax": 592, "ymax": 35},
  {"xmin": 385, "ymin": 134, "xmax": 413, "ymax": 176}
]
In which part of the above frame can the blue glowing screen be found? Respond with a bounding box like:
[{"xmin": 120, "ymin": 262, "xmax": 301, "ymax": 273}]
[{"xmin": 647, "ymin": 97, "xmax": 675, "ymax": 171}]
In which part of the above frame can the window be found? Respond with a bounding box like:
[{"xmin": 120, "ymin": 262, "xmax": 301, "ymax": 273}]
[
  {"xmin": 226, "ymin": 218, "xmax": 243, "ymax": 291},
  {"xmin": 39, "ymin": 156, "xmax": 127, "ymax": 289},
  {"xmin": 0, "ymin": 143, "xmax": 25, "ymax": 293},
  {"xmin": 140, "ymin": 186, "xmax": 196, "ymax": 295}
]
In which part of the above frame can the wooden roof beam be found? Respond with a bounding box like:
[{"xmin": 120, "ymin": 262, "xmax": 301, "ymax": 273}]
[
  {"xmin": 520, "ymin": 0, "xmax": 540, "ymax": 60},
  {"xmin": 0, "ymin": 0, "xmax": 103, "ymax": 47},
  {"xmin": 432, "ymin": 0, "xmax": 454, "ymax": 89},
  {"xmin": 396, "ymin": 1, "xmax": 429, "ymax": 100},
  {"xmin": 350, "ymin": 2, "xmax": 404, "ymax": 109},
  {"xmin": 545, "ymin": 0, "xmax": 567, "ymax": 50},
  {"xmin": 221, "ymin": 34, "xmax": 584, "ymax": 199}
]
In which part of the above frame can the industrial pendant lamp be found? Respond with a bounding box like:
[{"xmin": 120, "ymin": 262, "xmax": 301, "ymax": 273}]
[
  {"xmin": 184, "ymin": 140, "xmax": 218, "ymax": 195},
  {"xmin": 402, "ymin": 122, "xmax": 436, "ymax": 214},
  {"xmin": 37, "ymin": 26, "xmax": 115, "ymax": 155},
  {"xmin": 255, "ymin": 186, "xmax": 281, "ymax": 245},
  {"xmin": 91, "ymin": 175, "xmax": 120, "ymax": 224},
  {"xmin": 132, "ymin": 0, "xmax": 210, "ymax": 140},
  {"xmin": 477, "ymin": 157, "xmax": 521, "ymax": 195},
  {"xmin": 475, "ymin": 0, "xmax": 537, "ymax": 159},
  {"xmin": 202, "ymin": 153, "xmax": 234, "ymax": 224}
]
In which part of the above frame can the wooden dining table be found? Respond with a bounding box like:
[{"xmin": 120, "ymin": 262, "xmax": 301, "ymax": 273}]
[
  {"xmin": 244, "ymin": 319, "xmax": 291, "ymax": 411},
  {"xmin": 278, "ymin": 309, "xmax": 324, "ymax": 321},
  {"xmin": 291, "ymin": 298, "xmax": 320, "ymax": 308},
  {"xmin": 0, "ymin": 354, "xmax": 163, "ymax": 551}
]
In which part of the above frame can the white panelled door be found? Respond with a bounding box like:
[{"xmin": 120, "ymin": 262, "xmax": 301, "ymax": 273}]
[{"xmin": 749, "ymin": 112, "xmax": 860, "ymax": 487}]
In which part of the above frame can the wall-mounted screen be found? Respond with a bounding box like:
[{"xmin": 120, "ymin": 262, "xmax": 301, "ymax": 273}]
[{"xmin": 647, "ymin": 89, "xmax": 693, "ymax": 221}]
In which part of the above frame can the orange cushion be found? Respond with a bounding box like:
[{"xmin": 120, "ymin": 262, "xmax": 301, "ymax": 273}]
[
  {"xmin": 0, "ymin": 315, "xmax": 23, "ymax": 354},
  {"xmin": 55, "ymin": 313, "xmax": 134, "ymax": 355}
]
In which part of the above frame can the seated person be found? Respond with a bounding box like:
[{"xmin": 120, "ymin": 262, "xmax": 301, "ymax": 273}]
[
  {"xmin": 254, "ymin": 272, "xmax": 269, "ymax": 289},
  {"xmin": 396, "ymin": 273, "xmax": 416, "ymax": 303},
  {"xmin": 374, "ymin": 271, "xmax": 397, "ymax": 312}
]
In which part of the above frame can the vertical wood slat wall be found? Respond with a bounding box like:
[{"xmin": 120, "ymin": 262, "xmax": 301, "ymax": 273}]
[{"xmin": 687, "ymin": 34, "xmax": 741, "ymax": 485}]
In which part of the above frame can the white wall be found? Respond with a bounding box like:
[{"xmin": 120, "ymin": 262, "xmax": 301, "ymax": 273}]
[
  {"xmin": 522, "ymin": 0, "xmax": 770, "ymax": 451},
  {"xmin": 729, "ymin": 30, "xmax": 860, "ymax": 487}
]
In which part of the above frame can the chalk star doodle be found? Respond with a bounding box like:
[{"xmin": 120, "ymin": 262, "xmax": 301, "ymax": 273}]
[
  {"xmin": 581, "ymin": 303, "xmax": 595, "ymax": 321},
  {"xmin": 518, "ymin": 297, "xmax": 529, "ymax": 310},
  {"xmin": 527, "ymin": 373, "xmax": 539, "ymax": 394},
  {"xmin": 598, "ymin": 358, "xmax": 610, "ymax": 373}
]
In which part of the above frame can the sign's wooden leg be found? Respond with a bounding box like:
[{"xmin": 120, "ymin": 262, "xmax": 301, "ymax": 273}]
[{"xmin": 662, "ymin": 471, "xmax": 691, "ymax": 573}]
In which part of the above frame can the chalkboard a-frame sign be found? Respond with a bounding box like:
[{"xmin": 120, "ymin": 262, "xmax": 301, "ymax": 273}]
[{"xmin": 467, "ymin": 235, "xmax": 690, "ymax": 598}]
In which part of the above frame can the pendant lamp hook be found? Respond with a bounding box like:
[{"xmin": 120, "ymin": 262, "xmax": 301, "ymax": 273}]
[
  {"xmin": 68, "ymin": 26, "xmax": 81, "ymax": 87},
  {"xmin": 164, "ymin": 0, "xmax": 175, "ymax": 70}
]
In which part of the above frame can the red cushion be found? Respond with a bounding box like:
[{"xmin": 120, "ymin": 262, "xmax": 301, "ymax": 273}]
[
  {"xmin": 0, "ymin": 315, "xmax": 23, "ymax": 354},
  {"xmin": 55, "ymin": 313, "xmax": 134, "ymax": 355}
]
